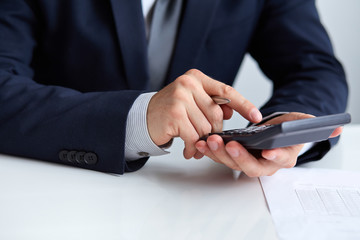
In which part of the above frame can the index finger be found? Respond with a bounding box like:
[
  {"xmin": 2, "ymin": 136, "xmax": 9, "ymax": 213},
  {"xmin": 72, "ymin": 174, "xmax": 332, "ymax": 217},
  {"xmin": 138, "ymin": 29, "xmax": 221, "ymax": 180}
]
[{"xmin": 185, "ymin": 69, "xmax": 262, "ymax": 123}]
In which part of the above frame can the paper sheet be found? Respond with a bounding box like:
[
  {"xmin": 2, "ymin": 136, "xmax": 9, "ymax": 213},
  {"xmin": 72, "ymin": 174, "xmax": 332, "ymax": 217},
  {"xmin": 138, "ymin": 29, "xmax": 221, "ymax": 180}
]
[{"xmin": 260, "ymin": 167, "xmax": 360, "ymax": 240}]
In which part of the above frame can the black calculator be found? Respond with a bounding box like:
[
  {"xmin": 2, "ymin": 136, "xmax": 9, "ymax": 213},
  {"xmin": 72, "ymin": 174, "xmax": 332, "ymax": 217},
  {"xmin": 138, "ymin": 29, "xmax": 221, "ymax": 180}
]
[{"xmin": 200, "ymin": 113, "xmax": 351, "ymax": 149}]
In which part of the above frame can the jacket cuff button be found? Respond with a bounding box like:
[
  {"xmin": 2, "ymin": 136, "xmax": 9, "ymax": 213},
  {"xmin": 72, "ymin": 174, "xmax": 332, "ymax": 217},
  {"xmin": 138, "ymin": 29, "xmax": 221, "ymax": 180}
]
[
  {"xmin": 75, "ymin": 151, "xmax": 86, "ymax": 164},
  {"xmin": 59, "ymin": 150, "xmax": 69, "ymax": 162},
  {"xmin": 84, "ymin": 152, "xmax": 98, "ymax": 165},
  {"xmin": 67, "ymin": 150, "xmax": 77, "ymax": 163}
]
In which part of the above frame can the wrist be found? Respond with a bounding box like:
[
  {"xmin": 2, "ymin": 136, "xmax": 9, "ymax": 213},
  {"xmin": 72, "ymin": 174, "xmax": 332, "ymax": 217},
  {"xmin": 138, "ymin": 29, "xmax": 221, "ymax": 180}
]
[{"xmin": 125, "ymin": 92, "xmax": 170, "ymax": 161}]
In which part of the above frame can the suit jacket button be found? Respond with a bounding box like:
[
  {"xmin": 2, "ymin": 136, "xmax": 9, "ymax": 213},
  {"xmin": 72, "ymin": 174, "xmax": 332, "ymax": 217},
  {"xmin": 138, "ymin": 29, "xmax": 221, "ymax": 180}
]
[
  {"xmin": 84, "ymin": 152, "xmax": 98, "ymax": 165},
  {"xmin": 75, "ymin": 151, "xmax": 86, "ymax": 164},
  {"xmin": 59, "ymin": 150, "xmax": 69, "ymax": 162},
  {"xmin": 67, "ymin": 150, "xmax": 77, "ymax": 163}
]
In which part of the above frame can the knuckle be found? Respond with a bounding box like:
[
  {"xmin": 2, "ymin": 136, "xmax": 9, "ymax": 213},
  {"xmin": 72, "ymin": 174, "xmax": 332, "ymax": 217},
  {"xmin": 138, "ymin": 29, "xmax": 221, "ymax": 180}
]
[
  {"xmin": 189, "ymin": 133, "xmax": 200, "ymax": 143},
  {"xmin": 171, "ymin": 88, "xmax": 189, "ymax": 103},
  {"xmin": 185, "ymin": 68, "xmax": 201, "ymax": 76},
  {"xmin": 212, "ymin": 106, "xmax": 224, "ymax": 123},
  {"xmin": 200, "ymin": 123, "xmax": 212, "ymax": 136},
  {"xmin": 220, "ymin": 84, "xmax": 235, "ymax": 96},
  {"xmin": 184, "ymin": 129, "xmax": 200, "ymax": 143},
  {"xmin": 175, "ymin": 75, "xmax": 190, "ymax": 85},
  {"xmin": 176, "ymin": 75, "xmax": 198, "ymax": 89}
]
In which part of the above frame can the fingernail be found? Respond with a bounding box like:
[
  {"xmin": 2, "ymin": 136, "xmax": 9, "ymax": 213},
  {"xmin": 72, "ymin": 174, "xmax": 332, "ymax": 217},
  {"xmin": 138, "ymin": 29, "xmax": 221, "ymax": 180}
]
[
  {"xmin": 196, "ymin": 145, "xmax": 205, "ymax": 154},
  {"xmin": 227, "ymin": 147, "xmax": 240, "ymax": 158},
  {"xmin": 250, "ymin": 109, "xmax": 262, "ymax": 123},
  {"xmin": 208, "ymin": 141, "xmax": 218, "ymax": 151}
]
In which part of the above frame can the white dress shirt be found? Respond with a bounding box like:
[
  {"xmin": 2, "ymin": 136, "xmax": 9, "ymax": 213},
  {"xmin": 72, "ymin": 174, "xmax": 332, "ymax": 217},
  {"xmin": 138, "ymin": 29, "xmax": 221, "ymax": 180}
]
[{"xmin": 142, "ymin": 0, "xmax": 156, "ymax": 18}]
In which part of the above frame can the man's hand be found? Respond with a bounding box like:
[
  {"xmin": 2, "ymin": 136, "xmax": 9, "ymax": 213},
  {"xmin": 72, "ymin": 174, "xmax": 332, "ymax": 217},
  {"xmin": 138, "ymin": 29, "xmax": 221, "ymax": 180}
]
[
  {"xmin": 195, "ymin": 112, "xmax": 343, "ymax": 177},
  {"xmin": 147, "ymin": 69, "xmax": 262, "ymax": 159}
]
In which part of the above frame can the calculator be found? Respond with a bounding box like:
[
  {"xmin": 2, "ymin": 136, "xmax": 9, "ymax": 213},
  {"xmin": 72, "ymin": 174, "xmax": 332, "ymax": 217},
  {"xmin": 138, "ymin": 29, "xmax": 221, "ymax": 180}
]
[{"xmin": 200, "ymin": 113, "xmax": 351, "ymax": 149}]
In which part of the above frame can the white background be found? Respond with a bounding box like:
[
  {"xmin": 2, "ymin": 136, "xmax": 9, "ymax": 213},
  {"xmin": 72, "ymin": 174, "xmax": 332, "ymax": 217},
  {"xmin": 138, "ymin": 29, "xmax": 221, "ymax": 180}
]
[{"xmin": 230, "ymin": 0, "xmax": 360, "ymax": 128}]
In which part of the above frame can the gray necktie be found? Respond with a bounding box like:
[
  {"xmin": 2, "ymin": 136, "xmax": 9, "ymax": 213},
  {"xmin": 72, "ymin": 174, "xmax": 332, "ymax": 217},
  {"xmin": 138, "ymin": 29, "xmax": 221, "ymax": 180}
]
[{"xmin": 147, "ymin": 0, "xmax": 183, "ymax": 91}]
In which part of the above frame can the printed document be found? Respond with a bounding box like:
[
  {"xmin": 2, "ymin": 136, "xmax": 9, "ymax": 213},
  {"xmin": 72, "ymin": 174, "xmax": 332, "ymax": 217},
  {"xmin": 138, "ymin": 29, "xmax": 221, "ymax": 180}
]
[{"xmin": 260, "ymin": 167, "xmax": 360, "ymax": 240}]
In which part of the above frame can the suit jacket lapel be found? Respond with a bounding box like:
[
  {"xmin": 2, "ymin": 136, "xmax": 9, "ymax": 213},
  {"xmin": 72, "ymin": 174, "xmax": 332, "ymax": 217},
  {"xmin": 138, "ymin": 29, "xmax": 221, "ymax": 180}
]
[
  {"xmin": 109, "ymin": 0, "xmax": 148, "ymax": 90},
  {"xmin": 167, "ymin": 0, "xmax": 220, "ymax": 83}
]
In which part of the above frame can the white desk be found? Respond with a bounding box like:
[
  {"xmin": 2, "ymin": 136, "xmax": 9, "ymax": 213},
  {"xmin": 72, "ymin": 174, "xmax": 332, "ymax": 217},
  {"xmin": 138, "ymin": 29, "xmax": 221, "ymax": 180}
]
[{"xmin": 0, "ymin": 125, "xmax": 359, "ymax": 240}]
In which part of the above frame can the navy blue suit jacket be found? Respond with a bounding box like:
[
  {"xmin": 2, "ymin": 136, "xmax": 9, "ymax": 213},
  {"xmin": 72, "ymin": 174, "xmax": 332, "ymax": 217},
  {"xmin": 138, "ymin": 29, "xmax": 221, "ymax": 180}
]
[{"xmin": 0, "ymin": 0, "xmax": 348, "ymax": 173}]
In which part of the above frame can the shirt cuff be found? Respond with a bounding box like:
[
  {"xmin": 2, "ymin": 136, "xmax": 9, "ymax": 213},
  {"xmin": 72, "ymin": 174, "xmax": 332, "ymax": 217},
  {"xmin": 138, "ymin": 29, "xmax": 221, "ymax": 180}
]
[{"xmin": 125, "ymin": 92, "xmax": 170, "ymax": 161}]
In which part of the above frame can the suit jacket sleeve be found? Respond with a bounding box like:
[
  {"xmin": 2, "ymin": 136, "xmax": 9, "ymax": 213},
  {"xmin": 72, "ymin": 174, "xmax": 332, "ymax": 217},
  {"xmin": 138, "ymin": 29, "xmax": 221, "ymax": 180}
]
[
  {"xmin": 248, "ymin": 0, "xmax": 348, "ymax": 164},
  {"xmin": 0, "ymin": 0, "xmax": 147, "ymax": 174}
]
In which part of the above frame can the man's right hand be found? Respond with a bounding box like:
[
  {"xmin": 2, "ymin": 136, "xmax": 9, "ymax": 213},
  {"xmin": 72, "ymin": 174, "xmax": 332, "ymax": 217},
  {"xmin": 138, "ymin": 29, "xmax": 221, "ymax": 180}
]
[{"xmin": 146, "ymin": 69, "xmax": 262, "ymax": 160}]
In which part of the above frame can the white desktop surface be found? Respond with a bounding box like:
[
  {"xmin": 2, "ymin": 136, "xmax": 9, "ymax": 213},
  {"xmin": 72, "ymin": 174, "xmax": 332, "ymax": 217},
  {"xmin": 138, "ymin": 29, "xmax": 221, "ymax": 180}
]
[{"xmin": 0, "ymin": 125, "xmax": 359, "ymax": 240}]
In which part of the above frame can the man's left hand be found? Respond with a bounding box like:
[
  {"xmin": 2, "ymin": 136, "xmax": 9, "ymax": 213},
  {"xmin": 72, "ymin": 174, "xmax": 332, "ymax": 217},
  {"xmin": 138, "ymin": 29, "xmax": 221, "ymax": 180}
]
[{"xmin": 195, "ymin": 112, "xmax": 343, "ymax": 177}]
